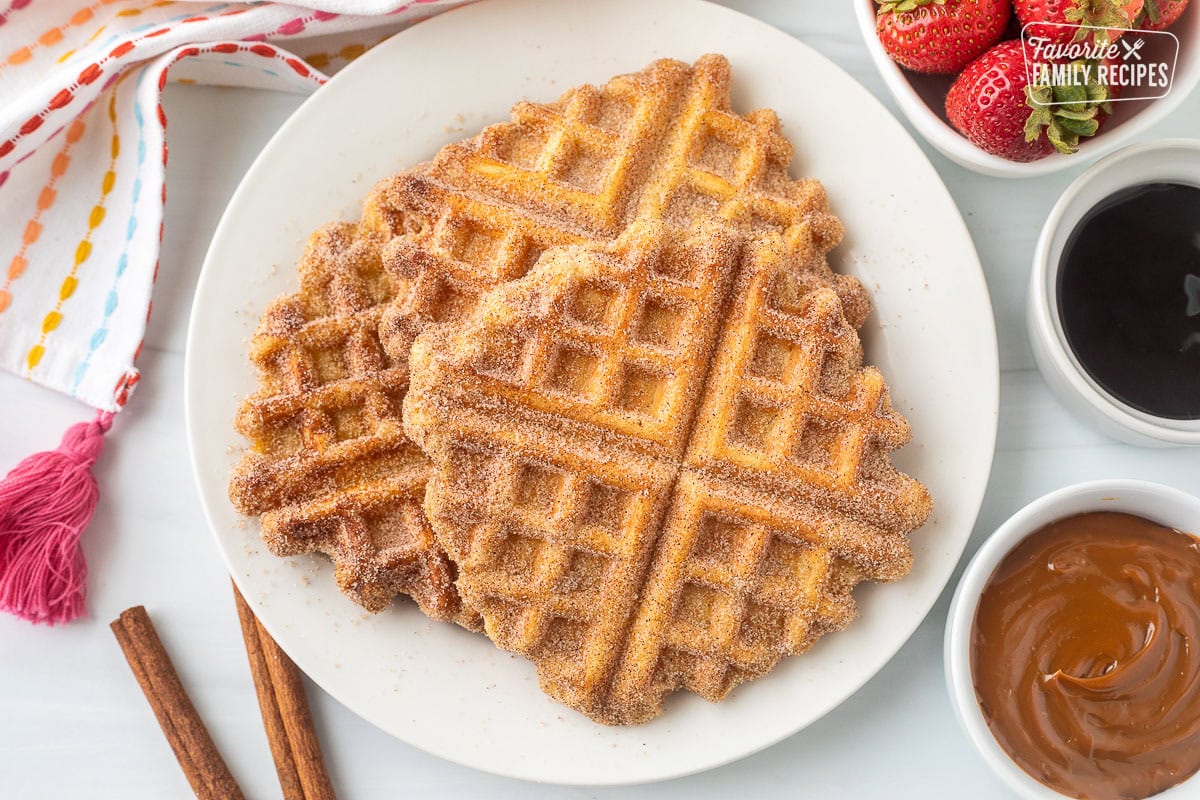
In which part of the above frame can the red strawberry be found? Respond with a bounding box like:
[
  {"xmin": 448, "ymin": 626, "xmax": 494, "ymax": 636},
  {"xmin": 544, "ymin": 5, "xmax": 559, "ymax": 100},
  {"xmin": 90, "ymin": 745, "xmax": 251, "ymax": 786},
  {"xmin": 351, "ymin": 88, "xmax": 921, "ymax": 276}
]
[
  {"xmin": 946, "ymin": 40, "xmax": 1114, "ymax": 162},
  {"xmin": 875, "ymin": 0, "xmax": 1011, "ymax": 74},
  {"xmin": 1138, "ymin": 0, "xmax": 1189, "ymax": 28},
  {"xmin": 1015, "ymin": 0, "xmax": 1145, "ymax": 44}
]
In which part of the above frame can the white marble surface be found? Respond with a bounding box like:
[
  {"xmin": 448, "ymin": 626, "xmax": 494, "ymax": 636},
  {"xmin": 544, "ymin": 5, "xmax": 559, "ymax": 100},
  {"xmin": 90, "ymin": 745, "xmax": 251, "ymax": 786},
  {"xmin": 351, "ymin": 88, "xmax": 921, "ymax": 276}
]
[{"xmin": 1, "ymin": 2, "xmax": 1198, "ymax": 797}]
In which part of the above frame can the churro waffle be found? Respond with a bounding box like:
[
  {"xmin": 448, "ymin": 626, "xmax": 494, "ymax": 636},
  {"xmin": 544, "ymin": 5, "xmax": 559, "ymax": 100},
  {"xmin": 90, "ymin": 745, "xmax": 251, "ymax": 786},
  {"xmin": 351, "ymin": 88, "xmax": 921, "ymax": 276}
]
[
  {"xmin": 405, "ymin": 221, "xmax": 932, "ymax": 724},
  {"xmin": 374, "ymin": 53, "xmax": 868, "ymax": 367},
  {"xmin": 231, "ymin": 53, "xmax": 863, "ymax": 624},
  {"xmin": 227, "ymin": 214, "xmax": 477, "ymax": 626}
]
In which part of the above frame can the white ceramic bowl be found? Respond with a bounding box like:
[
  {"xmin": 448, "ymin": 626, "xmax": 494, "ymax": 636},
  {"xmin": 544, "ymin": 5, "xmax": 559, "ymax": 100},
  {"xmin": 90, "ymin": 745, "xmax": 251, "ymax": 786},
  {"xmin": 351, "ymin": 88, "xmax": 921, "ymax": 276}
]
[
  {"xmin": 853, "ymin": 1, "xmax": 1200, "ymax": 177},
  {"xmin": 1028, "ymin": 138, "xmax": 1200, "ymax": 447},
  {"xmin": 945, "ymin": 479, "xmax": 1200, "ymax": 800}
]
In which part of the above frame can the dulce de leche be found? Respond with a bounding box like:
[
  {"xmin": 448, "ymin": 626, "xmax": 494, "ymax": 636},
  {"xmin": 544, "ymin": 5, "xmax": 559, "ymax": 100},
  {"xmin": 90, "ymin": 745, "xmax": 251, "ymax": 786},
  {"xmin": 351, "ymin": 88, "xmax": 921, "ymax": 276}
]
[{"xmin": 971, "ymin": 512, "xmax": 1200, "ymax": 800}]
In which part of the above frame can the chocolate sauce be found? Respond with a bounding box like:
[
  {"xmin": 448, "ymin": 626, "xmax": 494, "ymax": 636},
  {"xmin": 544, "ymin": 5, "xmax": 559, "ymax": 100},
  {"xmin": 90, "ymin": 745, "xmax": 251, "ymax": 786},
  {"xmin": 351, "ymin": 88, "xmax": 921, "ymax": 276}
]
[{"xmin": 1057, "ymin": 182, "xmax": 1200, "ymax": 420}]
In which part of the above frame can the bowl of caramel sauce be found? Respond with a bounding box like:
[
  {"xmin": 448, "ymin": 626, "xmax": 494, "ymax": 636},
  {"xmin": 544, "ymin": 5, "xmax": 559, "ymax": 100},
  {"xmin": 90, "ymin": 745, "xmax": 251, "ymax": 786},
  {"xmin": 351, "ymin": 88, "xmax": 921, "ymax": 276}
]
[
  {"xmin": 946, "ymin": 480, "xmax": 1200, "ymax": 800},
  {"xmin": 1029, "ymin": 139, "xmax": 1200, "ymax": 446}
]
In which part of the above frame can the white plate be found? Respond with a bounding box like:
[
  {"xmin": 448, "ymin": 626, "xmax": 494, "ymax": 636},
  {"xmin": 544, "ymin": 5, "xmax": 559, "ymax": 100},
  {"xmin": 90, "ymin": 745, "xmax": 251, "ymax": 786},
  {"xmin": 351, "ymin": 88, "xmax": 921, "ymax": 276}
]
[{"xmin": 186, "ymin": 0, "xmax": 998, "ymax": 785}]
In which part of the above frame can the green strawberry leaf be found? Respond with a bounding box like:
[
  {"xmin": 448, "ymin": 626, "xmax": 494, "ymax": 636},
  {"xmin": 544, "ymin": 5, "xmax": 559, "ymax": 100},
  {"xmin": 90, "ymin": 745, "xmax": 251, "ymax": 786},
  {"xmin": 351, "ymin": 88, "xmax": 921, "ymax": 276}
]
[
  {"xmin": 876, "ymin": 0, "xmax": 945, "ymax": 13},
  {"xmin": 1057, "ymin": 116, "xmax": 1101, "ymax": 136},
  {"xmin": 1025, "ymin": 59, "xmax": 1111, "ymax": 155},
  {"xmin": 1048, "ymin": 122, "xmax": 1079, "ymax": 153},
  {"xmin": 1086, "ymin": 82, "xmax": 1109, "ymax": 104},
  {"xmin": 1054, "ymin": 108, "xmax": 1100, "ymax": 120},
  {"xmin": 1028, "ymin": 84, "xmax": 1055, "ymax": 107},
  {"xmin": 1064, "ymin": 0, "xmax": 1134, "ymax": 44},
  {"xmin": 1025, "ymin": 94, "xmax": 1054, "ymax": 142}
]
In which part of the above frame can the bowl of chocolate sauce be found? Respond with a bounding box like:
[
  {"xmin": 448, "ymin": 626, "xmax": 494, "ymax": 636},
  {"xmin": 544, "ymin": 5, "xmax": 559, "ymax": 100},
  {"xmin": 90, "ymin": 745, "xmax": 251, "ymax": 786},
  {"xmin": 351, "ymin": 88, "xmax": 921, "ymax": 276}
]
[
  {"xmin": 1029, "ymin": 140, "xmax": 1200, "ymax": 446},
  {"xmin": 946, "ymin": 480, "xmax": 1200, "ymax": 800}
]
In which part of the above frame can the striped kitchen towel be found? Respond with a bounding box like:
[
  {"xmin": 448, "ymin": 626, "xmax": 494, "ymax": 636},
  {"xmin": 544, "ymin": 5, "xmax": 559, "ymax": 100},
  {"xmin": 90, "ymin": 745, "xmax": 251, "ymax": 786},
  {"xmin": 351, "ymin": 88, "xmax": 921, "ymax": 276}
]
[{"xmin": 0, "ymin": 0, "xmax": 466, "ymax": 624}]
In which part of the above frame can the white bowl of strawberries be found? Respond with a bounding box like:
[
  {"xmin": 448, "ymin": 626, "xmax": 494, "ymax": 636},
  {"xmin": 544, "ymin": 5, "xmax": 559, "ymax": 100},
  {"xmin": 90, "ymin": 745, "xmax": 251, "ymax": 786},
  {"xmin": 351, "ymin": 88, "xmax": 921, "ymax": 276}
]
[{"xmin": 855, "ymin": 0, "xmax": 1200, "ymax": 175}]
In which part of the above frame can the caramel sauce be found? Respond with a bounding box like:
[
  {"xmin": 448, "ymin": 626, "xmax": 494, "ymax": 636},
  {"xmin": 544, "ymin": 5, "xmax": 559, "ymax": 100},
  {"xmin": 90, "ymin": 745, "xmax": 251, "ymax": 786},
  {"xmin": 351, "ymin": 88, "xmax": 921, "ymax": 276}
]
[{"xmin": 971, "ymin": 512, "xmax": 1200, "ymax": 800}]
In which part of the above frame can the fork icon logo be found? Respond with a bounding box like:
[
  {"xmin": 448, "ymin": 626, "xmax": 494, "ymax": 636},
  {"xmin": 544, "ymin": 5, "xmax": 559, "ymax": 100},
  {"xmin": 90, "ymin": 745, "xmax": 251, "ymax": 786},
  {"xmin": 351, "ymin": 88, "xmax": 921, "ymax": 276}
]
[{"xmin": 1120, "ymin": 37, "xmax": 1146, "ymax": 61}]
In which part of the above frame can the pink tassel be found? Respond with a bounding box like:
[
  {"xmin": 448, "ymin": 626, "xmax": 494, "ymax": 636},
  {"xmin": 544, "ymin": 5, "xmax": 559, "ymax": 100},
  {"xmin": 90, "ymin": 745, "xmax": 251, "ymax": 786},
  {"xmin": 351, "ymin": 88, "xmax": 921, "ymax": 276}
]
[{"xmin": 0, "ymin": 410, "xmax": 113, "ymax": 625}]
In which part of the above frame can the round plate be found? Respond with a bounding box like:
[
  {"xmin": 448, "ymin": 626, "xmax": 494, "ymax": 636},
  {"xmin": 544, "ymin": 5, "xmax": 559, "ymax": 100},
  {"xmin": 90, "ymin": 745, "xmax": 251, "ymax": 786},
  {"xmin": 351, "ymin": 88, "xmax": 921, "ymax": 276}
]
[{"xmin": 186, "ymin": 0, "xmax": 998, "ymax": 785}]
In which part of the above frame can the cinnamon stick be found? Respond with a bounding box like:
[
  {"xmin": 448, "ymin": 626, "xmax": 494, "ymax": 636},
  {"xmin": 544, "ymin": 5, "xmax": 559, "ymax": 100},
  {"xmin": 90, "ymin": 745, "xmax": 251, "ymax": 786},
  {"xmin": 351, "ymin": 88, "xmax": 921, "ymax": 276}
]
[
  {"xmin": 233, "ymin": 582, "xmax": 336, "ymax": 800},
  {"xmin": 111, "ymin": 606, "xmax": 244, "ymax": 800}
]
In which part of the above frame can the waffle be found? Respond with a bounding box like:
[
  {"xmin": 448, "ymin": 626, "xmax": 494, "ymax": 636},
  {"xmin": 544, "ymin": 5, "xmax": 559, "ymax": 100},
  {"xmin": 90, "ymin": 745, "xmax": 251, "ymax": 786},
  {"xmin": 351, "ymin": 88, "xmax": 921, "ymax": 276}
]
[
  {"xmin": 374, "ymin": 53, "xmax": 868, "ymax": 368},
  {"xmin": 231, "ymin": 53, "xmax": 865, "ymax": 622},
  {"xmin": 228, "ymin": 214, "xmax": 477, "ymax": 627},
  {"xmin": 405, "ymin": 221, "xmax": 933, "ymax": 724}
]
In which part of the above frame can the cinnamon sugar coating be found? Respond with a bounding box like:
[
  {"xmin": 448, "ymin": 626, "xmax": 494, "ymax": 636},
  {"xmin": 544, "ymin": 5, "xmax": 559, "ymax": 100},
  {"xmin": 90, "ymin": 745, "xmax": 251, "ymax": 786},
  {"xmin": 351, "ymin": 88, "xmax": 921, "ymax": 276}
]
[
  {"xmin": 228, "ymin": 220, "xmax": 476, "ymax": 626},
  {"xmin": 405, "ymin": 222, "xmax": 931, "ymax": 724},
  {"xmin": 228, "ymin": 54, "xmax": 931, "ymax": 689},
  {"xmin": 374, "ymin": 54, "xmax": 866, "ymax": 368}
]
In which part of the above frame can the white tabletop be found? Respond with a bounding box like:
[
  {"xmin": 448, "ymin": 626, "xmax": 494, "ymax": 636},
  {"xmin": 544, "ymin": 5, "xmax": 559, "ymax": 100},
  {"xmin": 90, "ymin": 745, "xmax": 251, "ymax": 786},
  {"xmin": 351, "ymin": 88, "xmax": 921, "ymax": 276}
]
[{"xmin": 2, "ymin": 2, "xmax": 1198, "ymax": 797}]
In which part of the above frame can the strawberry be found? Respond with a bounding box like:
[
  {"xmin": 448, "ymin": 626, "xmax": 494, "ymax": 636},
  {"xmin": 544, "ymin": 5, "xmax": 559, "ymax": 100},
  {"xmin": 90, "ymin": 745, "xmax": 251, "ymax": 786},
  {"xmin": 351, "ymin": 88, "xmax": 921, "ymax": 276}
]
[
  {"xmin": 1138, "ymin": 0, "xmax": 1189, "ymax": 28},
  {"xmin": 1015, "ymin": 0, "xmax": 1145, "ymax": 44},
  {"xmin": 875, "ymin": 0, "xmax": 1011, "ymax": 74},
  {"xmin": 946, "ymin": 40, "xmax": 1113, "ymax": 162}
]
